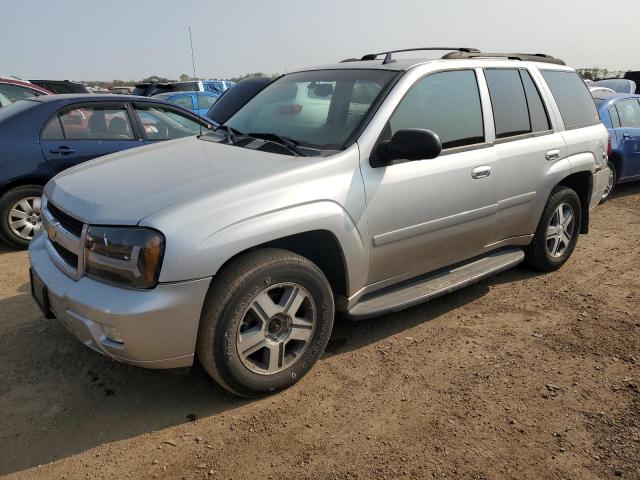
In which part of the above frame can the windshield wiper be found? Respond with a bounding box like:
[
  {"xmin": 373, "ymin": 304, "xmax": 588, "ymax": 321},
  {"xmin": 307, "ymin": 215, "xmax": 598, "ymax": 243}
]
[
  {"xmin": 247, "ymin": 132, "xmax": 307, "ymax": 157},
  {"xmin": 213, "ymin": 124, "xmax": 242, "ymax": 144}
]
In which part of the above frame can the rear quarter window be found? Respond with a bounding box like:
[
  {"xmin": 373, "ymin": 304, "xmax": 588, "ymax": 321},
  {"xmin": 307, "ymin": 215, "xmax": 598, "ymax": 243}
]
[{"xmin": 541, "ymin": 70, "xmax": 600, "ymax": 129}]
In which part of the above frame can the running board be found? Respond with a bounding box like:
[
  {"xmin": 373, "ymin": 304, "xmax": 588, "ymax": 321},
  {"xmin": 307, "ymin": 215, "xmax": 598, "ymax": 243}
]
[{"xmin": 347, "ymin": 248, "xmax": 525, "ymax": 320}]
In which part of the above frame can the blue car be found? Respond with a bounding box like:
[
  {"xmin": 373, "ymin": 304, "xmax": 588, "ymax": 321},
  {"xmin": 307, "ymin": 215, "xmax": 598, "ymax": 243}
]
[
  {"xmin": 152, "ymin": 91, "xmax": 220, "ymax": 116},
  {"xmin": 0, "ymin": 94, "xmax": 215, "ymax": 247},
  {"xmin": 593, "ymin": 92, "xmax": 640, "ymax": 201}
]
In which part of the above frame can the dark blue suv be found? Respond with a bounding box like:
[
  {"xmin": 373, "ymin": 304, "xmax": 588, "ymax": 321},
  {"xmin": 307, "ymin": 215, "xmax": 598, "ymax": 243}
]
[
  {"xmin": 0, "ymin": 95, "xmax": 215, "ymax": 247},
  {"xmin": 593, "ymin": 92, "xmax": 640, "ymax": 201}
]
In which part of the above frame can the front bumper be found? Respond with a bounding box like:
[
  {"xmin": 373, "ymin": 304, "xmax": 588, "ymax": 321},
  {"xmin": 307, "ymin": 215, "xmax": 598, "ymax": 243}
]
[
  {"xmin": 29, "ymin": 234, "xmax": 211, "ymax": 369},
  {"xmin": 590, "ymin": 167, "xmax": 610, "ymax": 209}
]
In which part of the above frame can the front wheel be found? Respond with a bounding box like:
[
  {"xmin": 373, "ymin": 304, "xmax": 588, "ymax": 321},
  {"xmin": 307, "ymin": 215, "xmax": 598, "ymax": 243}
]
[
  {"xmin": 525, "ymin": 186, "xmax": 581, "ymax": 272},
  {"xmin": 196, "ymin": 248, "xmax": 335, "ymax": 397},
  {"xmin": 0, "ymin": 185, "xmax": 44, "ymax": 249}
]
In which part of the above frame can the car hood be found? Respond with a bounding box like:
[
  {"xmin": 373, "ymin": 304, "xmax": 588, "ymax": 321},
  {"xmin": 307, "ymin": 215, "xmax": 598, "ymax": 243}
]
[{"xmin": 45, "ymin": 136, "xmax": 307, "ymax": 224}]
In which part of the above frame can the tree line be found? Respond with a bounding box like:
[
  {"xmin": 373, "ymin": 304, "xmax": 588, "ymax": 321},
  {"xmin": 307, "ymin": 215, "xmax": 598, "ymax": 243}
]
[{"xmin": 81, "ymin": 72, "xmax": 280, "ymax": 89}]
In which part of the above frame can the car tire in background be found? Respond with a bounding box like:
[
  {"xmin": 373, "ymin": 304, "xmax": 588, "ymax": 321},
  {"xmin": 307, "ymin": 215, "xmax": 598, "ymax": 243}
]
[
  {"xmin": 196, "ymin": 248, "xmax": 335, "ymax": 397},
  {"xmin": 525, "ymin": 186, "xmax": 582, "ymax": 272},
  {"xmin": 0, "ymin": 185, "xmax": 43, "ymax": 249},
  {"xmin": 601, "ymin": 161, "xmax": 617, "ymax": 203}
]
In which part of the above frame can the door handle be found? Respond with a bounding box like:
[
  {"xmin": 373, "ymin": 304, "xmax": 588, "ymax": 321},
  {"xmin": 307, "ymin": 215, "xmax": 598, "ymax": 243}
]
[
  {"xmin": 622, "ymin": 132, "xmax": 631, "ymax": 139},
  {"xmin": 545, "ymin": 149, "xmax": 560, "ymax": 161},
  {"xmin": 49, "ymin": 146, "xmax": 76, "ymax": 155},
  {"xmin": 471, "ymin": 166, "xmax": 491, "ymax": 179}
]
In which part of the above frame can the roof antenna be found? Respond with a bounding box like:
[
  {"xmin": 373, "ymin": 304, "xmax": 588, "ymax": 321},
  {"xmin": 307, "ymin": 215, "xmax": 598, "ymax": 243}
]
[
  {"xmin": 382, "ymin": 52, "xmax": 395, "ymax": 65},
  {"xmin": 188, "ymin": 27, "xmax": 202, "ymax": 135}
]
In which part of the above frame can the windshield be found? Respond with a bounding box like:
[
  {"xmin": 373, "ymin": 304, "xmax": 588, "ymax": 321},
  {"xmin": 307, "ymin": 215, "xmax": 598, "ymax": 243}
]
[{"xmin": 225, "ymin": 69, "xmax": 397, "ymax": 150}]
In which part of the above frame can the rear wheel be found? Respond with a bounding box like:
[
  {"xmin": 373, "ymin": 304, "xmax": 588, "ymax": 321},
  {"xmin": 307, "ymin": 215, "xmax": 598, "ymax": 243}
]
[
  {"xmin": 0, "ymin": 185, "xmax": 44, "ymax": 249},
  {"xmin": 601, "ymin": 161, "xmax": 616, "ymax": 202},
  {"xmin": 525, "ymin": 186, "xmax": 581, "ymax": 272},
  {"xmin": 196, "ymin": 248, "xmax": 334, "ymax": 397}
]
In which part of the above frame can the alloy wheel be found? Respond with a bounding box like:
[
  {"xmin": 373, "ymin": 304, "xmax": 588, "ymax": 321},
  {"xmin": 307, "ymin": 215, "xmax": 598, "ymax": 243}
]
[
  {"xmin": 8, "ymin": 196, "xmax": 42, "ymax": 241},
  {"xmin": 236, "ymin": 282, "xmax": 316, "ymax": 375},
  {"xmin": 546, "ymin": 202, "xmax": 575, "ymax": 258}
]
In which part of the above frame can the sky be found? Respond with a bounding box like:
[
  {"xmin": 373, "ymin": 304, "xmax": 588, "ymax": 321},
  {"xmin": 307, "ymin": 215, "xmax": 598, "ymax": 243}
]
[{"xmin": 1, "ymin": 0, "xmax": 637, "ymax": 82}]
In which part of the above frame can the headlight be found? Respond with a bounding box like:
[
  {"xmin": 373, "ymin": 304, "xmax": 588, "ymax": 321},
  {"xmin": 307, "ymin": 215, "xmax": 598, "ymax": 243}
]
[{"xmin": 84, "ymin": 226, "xmax": 165, "ymax": 289}]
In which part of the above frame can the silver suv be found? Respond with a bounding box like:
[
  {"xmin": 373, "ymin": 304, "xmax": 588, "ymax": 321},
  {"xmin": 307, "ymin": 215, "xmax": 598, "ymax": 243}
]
[{"xmin": 29, "ymin": 48, "xmax": 610, "ymax": 396}]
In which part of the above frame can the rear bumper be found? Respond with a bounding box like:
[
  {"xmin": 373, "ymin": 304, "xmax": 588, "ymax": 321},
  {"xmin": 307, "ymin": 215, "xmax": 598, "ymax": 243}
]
[
  {"xmin": 29, "ymin": 234, "xmax": 211, "ymax": 369},
  {"xmin": 590, "ymin": 167, "xmax": 610, "ymax": 209}
]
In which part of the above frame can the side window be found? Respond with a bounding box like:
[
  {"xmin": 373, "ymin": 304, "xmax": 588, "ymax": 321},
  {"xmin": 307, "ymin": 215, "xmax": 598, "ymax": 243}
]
[
  {"xmin": 540, "ymin": 70, "xmax": 600, "ymax": 129},
  {"xmin": 388, "ymin": 70, "xmax": 484, "ymax": 149},
  {"xmin": 58, "ymin": 106, "xmax": 134, "ymax": 140},
  {"xmin": 196, "ymin": 94, "xmax": 217, "ymax": 110},
  {"xmin": 172, "ymin": 96, "xmax": 194, "ymax": 109},
  {"xmin": 134, "ymin": 104, "xmax": 203, "ymax": 140},
  {"xmin": 615, "ymin": 99, "xmax": 640, "ymax": 128},
  {"xmin": 609, "ymin": 106, "xmax": 621, "ymax": 128},
  {"xmin": 41, "ymin": 116, "xmax": 64, "ymax": 139},
  {"xmin": 520, "ymin": 70, "xmax": 551, "ymax": 132},
  {"xmin": 484, "ymin": 69, "xmax": 530, "ymax": 138}
]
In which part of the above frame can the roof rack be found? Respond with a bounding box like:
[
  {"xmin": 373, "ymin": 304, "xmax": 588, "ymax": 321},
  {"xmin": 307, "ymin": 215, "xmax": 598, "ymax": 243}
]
[
  {"xmin": 442, "ymin": 51, "xmax": 566, "ymax": 65},
  {"xmin": 344, "ymin": 47, "xmax": 480, "ymax": 65},
  {"xmin": 340, "ymin": 48, "xmax": 565, "ymax": 66}
]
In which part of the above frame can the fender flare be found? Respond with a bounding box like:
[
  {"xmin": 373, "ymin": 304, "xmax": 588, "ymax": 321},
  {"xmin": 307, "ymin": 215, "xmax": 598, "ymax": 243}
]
[{"xmin": 158, "ymin": 201, "xmax": 370, "ymax": 293}]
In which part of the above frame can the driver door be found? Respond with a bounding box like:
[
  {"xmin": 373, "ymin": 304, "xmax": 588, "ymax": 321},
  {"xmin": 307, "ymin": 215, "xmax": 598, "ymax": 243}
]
[{"xmin": 361, "ymin": 69, "xmax": 499, "ymax": 284}]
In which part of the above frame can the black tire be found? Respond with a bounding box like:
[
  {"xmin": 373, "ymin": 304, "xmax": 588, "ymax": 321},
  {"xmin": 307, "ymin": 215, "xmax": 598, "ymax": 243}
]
[
  {"xmin": 196, "ymin": 248, "xmax": 334, "ymax": 397},
  {"xmin": 600, "ymin": 161, "xmax": 616, "ymax": 203},
  {"xmin": 0, "ymin": 185, "xmax": 44, "ymax": 249},
  {"xmin": 525, "ymin": 186, "xmax": 582, "ymax": 272}
]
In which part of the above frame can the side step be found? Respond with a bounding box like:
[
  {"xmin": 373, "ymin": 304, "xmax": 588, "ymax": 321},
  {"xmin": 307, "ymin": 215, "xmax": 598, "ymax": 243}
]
[{"xmin": 347, "ymin": 248, "xmax": 525, "ymax": 320}]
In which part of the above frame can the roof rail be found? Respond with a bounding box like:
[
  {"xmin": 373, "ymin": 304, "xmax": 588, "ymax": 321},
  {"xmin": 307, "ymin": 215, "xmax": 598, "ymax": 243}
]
[
  {"xmin": 442, "ymin": 51, "xmax": 566, "ymax": 65},
  {"xmin": 351, "ymin": 47, "xmax": 480, "ymax": 65}
]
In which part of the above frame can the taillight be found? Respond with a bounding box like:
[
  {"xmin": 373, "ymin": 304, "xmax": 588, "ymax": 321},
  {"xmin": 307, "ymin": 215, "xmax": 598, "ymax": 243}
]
[{"xmin": 607, "ymin": 133, "xmax": 612, "ymax": 158}]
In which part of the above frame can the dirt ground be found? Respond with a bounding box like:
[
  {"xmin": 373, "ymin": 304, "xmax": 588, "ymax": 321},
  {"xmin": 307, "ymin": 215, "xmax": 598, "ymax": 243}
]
[{"xmin": 1, "ymin": 184, "xmax": 638, "ymax": 480}]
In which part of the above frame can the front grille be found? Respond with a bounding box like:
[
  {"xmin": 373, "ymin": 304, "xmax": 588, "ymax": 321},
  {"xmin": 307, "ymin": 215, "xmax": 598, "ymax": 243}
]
[
  {"xmin": 47, "ymin": 202, "xmax": 84, "ymax": 237},
  {"xmin": 51, "ymin": 241, "xmax": 79, "ymax": 269}
]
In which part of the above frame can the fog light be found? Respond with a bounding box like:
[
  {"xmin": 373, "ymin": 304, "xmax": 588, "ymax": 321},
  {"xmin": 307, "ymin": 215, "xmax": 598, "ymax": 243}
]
[{"xmin": 103, "ymin": 325, "xmax": 124, "ymax": 344}]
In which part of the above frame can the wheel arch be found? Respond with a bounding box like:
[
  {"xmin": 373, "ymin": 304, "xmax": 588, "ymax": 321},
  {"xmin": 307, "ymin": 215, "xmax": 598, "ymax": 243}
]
[
  {"xmin": 0, "ymin": 177, "xmax": 48, "ymax": 199},
  {"xmin": 214, "ymin": 230, "xmax": 349, "ymax": 297},
  {"xmin": 557, "ymin": 170, "xmax": 592, "ymax": 234},
  {"xmin": 608, "ymin": 151, "xmax": 623, "ymax": 180}
]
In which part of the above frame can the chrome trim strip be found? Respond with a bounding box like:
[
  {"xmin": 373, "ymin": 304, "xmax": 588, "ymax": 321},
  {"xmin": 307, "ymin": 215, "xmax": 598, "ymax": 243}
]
[
  {"xmin": 43, "ymin": 200, "xmax": 86, "ymax": 279},
  {"xmin": 497, "ymin": 191, "xmax": 536, "ymax": 211},
  {"xmin": 45, "ymin": 238, "xmax": 80, "ymax": 279}
]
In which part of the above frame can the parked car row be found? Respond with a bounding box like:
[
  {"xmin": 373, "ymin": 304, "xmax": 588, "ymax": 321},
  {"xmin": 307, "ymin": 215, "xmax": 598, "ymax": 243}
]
[
  {"xmin": 0, "ymin": 76, "xmax": 272, "ymax": 247},
  {"xmin": 24, "ymin": 48, "xmax": 613, "ymax": 397},
  {"xmin": 592, "ymin": 91, "xmax": 640, "ymax": 200}
]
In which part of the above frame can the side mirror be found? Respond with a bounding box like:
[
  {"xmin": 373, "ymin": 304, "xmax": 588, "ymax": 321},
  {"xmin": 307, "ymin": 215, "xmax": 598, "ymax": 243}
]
[{"xmin": 372, "ymin": 128, "xmax": 442, "ymax": 167}]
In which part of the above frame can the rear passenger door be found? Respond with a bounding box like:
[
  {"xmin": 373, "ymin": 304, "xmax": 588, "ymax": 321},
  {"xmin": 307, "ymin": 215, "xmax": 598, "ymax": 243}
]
[
  {"xmin": 39, "ymin": 103, "xmax": 141, "ymax": 172},
  {"xmin": 613, "ymin": 98, "xmax": 640, "ymax": 178},
  {"xmin": 484, "ymin": 68, "xmax": 567, "ymax": 243}
]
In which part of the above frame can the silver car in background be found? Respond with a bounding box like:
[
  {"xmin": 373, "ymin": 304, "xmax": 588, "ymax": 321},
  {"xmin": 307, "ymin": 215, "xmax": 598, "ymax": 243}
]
[{"xmin": 29, "ymin": 48, "xmax": 610, "ymax": 396}]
